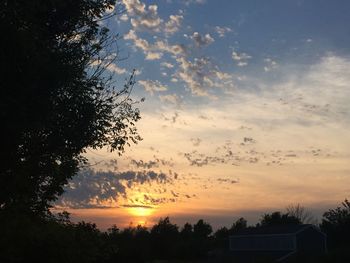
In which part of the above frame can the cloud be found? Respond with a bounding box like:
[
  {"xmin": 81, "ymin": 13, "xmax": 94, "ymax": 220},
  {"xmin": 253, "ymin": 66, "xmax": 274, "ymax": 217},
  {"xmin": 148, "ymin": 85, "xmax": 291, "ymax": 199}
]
[
  {"xmin": 124, "ymin": 30, "xmax": 163, "ymax": 60},
  {"xmin": 124, "ymin": 30, "xmax": 187, "ymax": 60},
  {"xmin": 123, "ymin": 14, "xmax": 232, "ymax": 97},
  {"xmin": 190, "ymin": 32, "xmax": 214, "ymax": 47},
  {"xmin": 264, "ymin": 58, "xmax": 278, "ymax": 72},
  {"xmin": 176, "ymin": 56, "xmax": 233, "ymax": 96},
  {"xmin": 190, "ymin": 138, "xmax": 201, "ymax": 146},
  {"xmin": 162, "ymin": 112, "xmax": 179, "ymax": 124},
  {"xmin": 159, "ymin": 94, "xmax": 182, "ymax": 106},
  {"xmin": 232, "ymin": 49, "xmax": 252, "ymax": 67},
  {"xmin": 145, "ymin": 52, "xmax": 163, "ymax": 60},
  {"xmin": 181, "ymin": 136, "xmax": 337, "ymax": 167},
  {"xmin": 165, "ymin": 14, "xmax": 184, "ymax": 35},
  {"xmin": 122, "ymin": 0, "xmax": 183, "ymax": 35},
  {"xmin": 217, "ymin": 178, "xmax": 239, "ymax": 184},
  {"xmin": 182, "ymin": 0, "xmax": 206, "ymax": 5},
  {"xmin": 154, "ymin": 40, "xmax": 187, "ymax": 56},
  {"xmin": 119, "ymin": 13, "xmax": 129, "ymax": 21},
  {"xmin": 124, "ymin": 29, "xmax": 154, "ymax": 58},
  {"xmin": 215, "ymin": 26, "xmax": 233, "ymax": 38},
  {"xmin": 129, "ymin": 156, "xmax": 174, "ymax": 169},
  {"xmin": 57, "ymin": 169, "xmax": 173, "ymax": 209},
  {"xmin": 107, "ymin": 63, "xmax": 127, "ymax": 74},
  {"xmin": 122, "ymin": 0, "xmax": 162, "ymax": 32},
  {"xmin": 161, "ymin": 62, "xmax": 175, "ymax": 69},
  {"xmin": 139, "ymin": 79, "xmax": 168, "ymax": 94},
  {"xmin": 121, "ymin": 204, "xmax": 154, "ymax": 209}
]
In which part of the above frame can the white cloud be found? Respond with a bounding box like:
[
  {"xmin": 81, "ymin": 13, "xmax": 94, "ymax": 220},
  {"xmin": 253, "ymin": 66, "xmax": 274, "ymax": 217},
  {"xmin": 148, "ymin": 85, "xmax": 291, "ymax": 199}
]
[
  {"xmin": 154, "ymin": 40, "xmax": 187, "ymax": 57},
  {"xmin": 122, "ymin": 0, "xmax": 162, "ymax": 31},
  {"xmin": 124, "ymin": 29, "xmax": 150, "ymax": 51},
  {"xmin": 190, "ymin": 32, "xmax": 214, "ymax": 47},
  {"xmin": 176, "ymin": 56, "xmax": 233, "ymax": 96},
  {"xmin": 159, "ymin": 94, "xmax": 182, "ymax": 105},
  {"xmin": 263, "ymin": 58, "xmax": 278, "ymax": 72},
  {"xmin": 124, "ymin": 30, "xmax": 187, "ymax": 60},
  {"xmin": 119, "ymin": 13, "xmax": 129, "ymax": 21},
  {"xmin": 139, "ymin": 79, "xmax": 168, "ymax": 94},
  {"xmin": 215, "ymin": 26, "xmax": 232, "ymax": 38},
  {"xmin": 145, "ymin": 52, "xmax": 163, "ymax": 60},
  {"xmin": 161, "ymin": 62, "xmax": 175, "ymax": 69},
  {"xmin": 182, "ymin": 0, "xmax": 206, "ymax": 5},
  {"xmin": 164, "ymin": 14, "xmax": 184, "ymax": 35},
  {"xmin": 124, "ymin": 30, "xmax": 163, "ymax": 60},
  {"xmin": 107, "ymin": 63, "xmax": 127, "ymax": 74},
  {"xmin": 232, "ymin": 49, "xmax": 252, "ymax": 67},
  {"xmin": 123, "ymin": 0, "xmax": 183, "ymax": 35}
]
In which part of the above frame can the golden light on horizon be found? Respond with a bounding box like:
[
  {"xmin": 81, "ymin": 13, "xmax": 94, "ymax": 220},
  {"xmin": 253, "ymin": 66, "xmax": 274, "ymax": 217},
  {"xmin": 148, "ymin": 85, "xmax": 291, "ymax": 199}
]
[{"xmin": 127, "ymin": 206, "xmax": 155, "ymax": 217}]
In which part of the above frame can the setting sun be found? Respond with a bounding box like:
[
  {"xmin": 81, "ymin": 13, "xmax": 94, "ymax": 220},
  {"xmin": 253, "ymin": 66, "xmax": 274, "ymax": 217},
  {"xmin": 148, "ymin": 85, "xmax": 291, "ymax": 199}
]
[{"xmin": 128, "ymin": 206, "xmax": 154, "ymax": 217}]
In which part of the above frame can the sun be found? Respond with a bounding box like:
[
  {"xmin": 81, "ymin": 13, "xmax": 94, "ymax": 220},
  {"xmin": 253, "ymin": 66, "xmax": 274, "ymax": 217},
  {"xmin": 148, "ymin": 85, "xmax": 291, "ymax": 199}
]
[{"xmin": 128, "ymin": 206, "xmax": 154, "ymax": 217}]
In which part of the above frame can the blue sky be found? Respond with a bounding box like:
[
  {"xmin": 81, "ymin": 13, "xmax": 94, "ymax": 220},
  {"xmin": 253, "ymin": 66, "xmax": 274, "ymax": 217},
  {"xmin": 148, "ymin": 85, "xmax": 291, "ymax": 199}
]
[{"xmin": 57, "ymin": 0, "xmax": 350, "ymax": 229}]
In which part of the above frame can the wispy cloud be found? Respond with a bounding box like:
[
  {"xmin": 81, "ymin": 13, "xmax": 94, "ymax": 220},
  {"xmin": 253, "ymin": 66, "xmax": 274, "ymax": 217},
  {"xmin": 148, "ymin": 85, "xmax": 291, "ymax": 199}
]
[
  {"xmin": 189, "ymin": 32, "xmax": 214, "ymax": 47},
  {"xmin": 214, "ymin": 26, "xmax": 232, "ymax": 38},
  {"xmin": 139, "ymin": 79, "xmax": 168, "ymax": 94},
  {"xmin": 232, "ymin": 49, "xmax": 252, "ymax": 67},
  {"xmin": 122, "ymin": 0, "xmax": 162, "ymax": 32}
]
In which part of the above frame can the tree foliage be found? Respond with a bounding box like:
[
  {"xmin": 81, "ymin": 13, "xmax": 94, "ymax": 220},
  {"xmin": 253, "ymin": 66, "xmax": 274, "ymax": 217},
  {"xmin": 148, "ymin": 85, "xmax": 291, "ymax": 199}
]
[
  {"xmin": 1, "ymin": 202, "xmax": 350, "ymax": 262},
  {"xmin": 321, "ymin": 199, "xmax": 350, "ymax": 248},
  {"xmin": 286, "ymin": 203, "xmax": 317, "ymax": 224},
  {"xmin": 259, "ymin": 211, "xmax": 301, "ymax": 227},
  {"xmin": 0, "ymin": 0, "xmax": 142, "ymax": 214}
]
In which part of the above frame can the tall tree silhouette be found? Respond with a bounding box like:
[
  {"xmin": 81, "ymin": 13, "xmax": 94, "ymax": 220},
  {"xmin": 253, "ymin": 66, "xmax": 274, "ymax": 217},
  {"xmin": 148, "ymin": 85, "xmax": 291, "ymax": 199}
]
[
  {"xmin": 150, "ymin": 217, "xmax": 179, "ymax": 259},
  {"xmin": 259, "ymin": 211, "xmax": 301, "ymax": 226},
  {"xmin": 321, "ymin": 199, "xmax": 350, "ymax": 248},
  {"xmin": 193, "ymin": 219, "xmax": 213, "ymax": 258},
  {"xmin": 229, "ymin": 217, "xmax": 247, "ymax": 234},
  {"xmin": 0, "ymin": 0, "xmax": 141, "ymax": 214},
  {"xmin": 286, "ymin": 204, "xmax": 316, "ymax": 224}
]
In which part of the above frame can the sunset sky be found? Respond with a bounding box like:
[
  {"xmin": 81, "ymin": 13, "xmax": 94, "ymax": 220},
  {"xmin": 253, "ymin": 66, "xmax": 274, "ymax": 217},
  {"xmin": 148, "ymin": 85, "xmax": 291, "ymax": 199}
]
[{"xmin": 56, "ymin": 0, "xmax": 350, "ymax": 230}]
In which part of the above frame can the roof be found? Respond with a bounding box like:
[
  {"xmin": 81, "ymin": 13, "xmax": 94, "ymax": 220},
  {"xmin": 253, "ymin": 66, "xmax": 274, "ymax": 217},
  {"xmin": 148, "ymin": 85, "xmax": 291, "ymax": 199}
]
[{"xmin": 231, "ymin": 224, "xmax": 313, "ymax": 236}]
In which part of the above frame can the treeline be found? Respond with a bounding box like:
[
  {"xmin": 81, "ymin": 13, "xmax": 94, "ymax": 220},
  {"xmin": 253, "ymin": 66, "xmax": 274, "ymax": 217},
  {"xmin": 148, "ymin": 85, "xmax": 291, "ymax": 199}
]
[{"xmin": 1, "ymin": 201, "xmax": 350, "ymax": 262}]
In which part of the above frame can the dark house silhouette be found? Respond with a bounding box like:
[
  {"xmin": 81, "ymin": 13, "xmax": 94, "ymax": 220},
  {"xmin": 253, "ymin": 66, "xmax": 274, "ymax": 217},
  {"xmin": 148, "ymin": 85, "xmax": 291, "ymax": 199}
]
[{"xmin": 229, "ymin": 224, "xmax": 327, "ymax": 262}]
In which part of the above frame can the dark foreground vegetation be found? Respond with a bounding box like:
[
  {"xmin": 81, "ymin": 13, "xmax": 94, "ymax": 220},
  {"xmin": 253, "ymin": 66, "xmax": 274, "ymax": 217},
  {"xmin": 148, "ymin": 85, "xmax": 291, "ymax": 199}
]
[{"xmin": 1, "ymin": 201, "xmax": 350, "ymax": 262}]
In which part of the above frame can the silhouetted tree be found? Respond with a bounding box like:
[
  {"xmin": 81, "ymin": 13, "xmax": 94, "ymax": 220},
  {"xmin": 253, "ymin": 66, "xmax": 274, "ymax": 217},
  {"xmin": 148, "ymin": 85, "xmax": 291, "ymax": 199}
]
[
  {"xmin": 321, "ymin": 199, "xmax": 350, "ymax": 249},
  {"xmin": 259, "ymin": 211, "xmax": 301, "ymax": 227},
  {"xmin": 181, "ymin": 222, "xmax": 193, "ymax": 238},
  {"xmin": 150, "ymin": 217, "xmax": 179, "ymax": 259},
  {"xmin": 0, "ymin": 212, "xmax": 114, "ymax": 263},
  {"xmin": 192, "ymin": 219, "xmax": 213, "ymax": 258},
  {"xmin": 286, "ymin": 203, "xmax": 317, "ymax": 224},
  {"xmin": 0, "ymin": 0, "xmax": 141, "ymax": 215},
  {"xmin": 214, "ymin": 226, "xmax": 229, "ymax": 248},
  {"xmin": 229, "ymin": 217, "xmax": 247, "ymax": 234},
  {"xmin": 177, "ymin": 222, "xmax": 195, "ymax": 259},
  {"xmin": 193, "ymin": 219, "xmax": 213, "ymax": 239}
]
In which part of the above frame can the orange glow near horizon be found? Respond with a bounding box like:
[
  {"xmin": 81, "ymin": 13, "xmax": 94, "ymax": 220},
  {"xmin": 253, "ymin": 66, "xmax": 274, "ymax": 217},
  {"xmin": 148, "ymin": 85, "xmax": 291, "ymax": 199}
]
[{"xmin": 127, "ymin": 206, "xmax": 155, "ymax": 217}]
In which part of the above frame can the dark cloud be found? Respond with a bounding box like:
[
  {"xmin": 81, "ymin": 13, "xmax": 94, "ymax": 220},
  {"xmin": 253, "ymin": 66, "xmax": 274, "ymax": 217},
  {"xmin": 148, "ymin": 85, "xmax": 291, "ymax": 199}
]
[
  {"xmin": 171, "ymin": 190, "xmax": 179, "ymax": 197},
  {"xmin": 129, "ymin": 159, "xmax": 158, "ymax": 169},
  {"xmin": 57, "ymin": 168, "xmax": 173, "ymax": 209},
  {"xmin": 129, "ymin": 155, "xmax": 174, "ymax": 169},
  {"xmin": 162, "ymin": 112, "xmax": 179, "ymax": 124},
  {"xmin": 121, "ymin": 204, "xmax": 154, "ymax": 209},
  {"xmin": 242, "ymin": 137, "xmax": 256, "ymax": 144},
  {"xmin": 217, "ymin": 178, "xmax": 239, "ymax": 184},
  {"xmin": 190, "ymin": 138, "xmax": 202, "ymax": 147},
  {"xmin": 182, "ymin": 140, "xmax": 333, "ymax": 167},
  {"xmin": 198, "ymin": 114, "xmax": 211, "ymax": 120}
]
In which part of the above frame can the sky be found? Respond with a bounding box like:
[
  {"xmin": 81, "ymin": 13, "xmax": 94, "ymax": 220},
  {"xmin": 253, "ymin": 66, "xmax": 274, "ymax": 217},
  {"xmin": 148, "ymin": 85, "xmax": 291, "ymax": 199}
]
[{"xmin": 56, "ymin": 0, "xmax": 350, "ymax": 230}]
